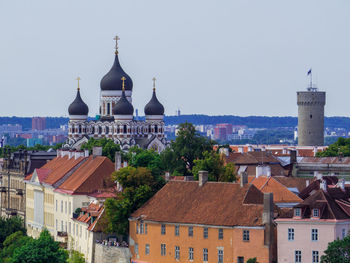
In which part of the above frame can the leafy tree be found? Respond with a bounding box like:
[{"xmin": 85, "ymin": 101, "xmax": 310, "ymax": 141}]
[
  {"xmin": 0, "ymin": 217, "xmax": 26, "ymax": 249},
  {"xmin": 81, "ymin": 138, "xmax": 120, "ymax": 161},
  {"xmin": 192, "ymin": 151, "xmax": 236, "ymax": 182},
  {"xmin": 247, "ymin": 258, "xmax": 258, "ymax": 263},
  {"xmin": 164, "ymin": 122, "xmax": 214, "ymax": 176},
  {"xmin": 317, "ymin": 137, "xmax": 350, "ymax": 157},
  {"xmin": 0, "ymin": 231, "xmax": 31, "ymax": 263},
  {"xmin": 105, "ymin": 166, "xmax": 161, "ymax": 235},
  {"xmin": 321, "ymin": 234, "xmax": 350, "ymax": 263},
  {"xmin": 11, "ymin": 229, "xmax": 68, "ymax": 263},
  {"xmin": 67, "ymin": 250, "xmax": 85, "ymax": 263}
]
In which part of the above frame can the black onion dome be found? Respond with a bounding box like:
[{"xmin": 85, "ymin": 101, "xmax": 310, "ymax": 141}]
[
  {"xmin": 144, "ymin": 89, "xmax": 164, "ymax": 115},
  {"xmin": 100, "ymin": 55, "xmax": 133, "ymax": 91},
  {"xmin": 68, "ymin": 89, "xmax": 89, "ymax": 116},
  {"xmin": 113, "ymin": 89, "xmax": 134, "ymax": 115}
]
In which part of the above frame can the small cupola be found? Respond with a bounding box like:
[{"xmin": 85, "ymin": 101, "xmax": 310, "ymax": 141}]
[
  {"xmin": 112, "ymin": 77, "xmax": 134, "ymax": 120},
  {"xmin": 100, "ymin": 36, "xmax": 133, "ymax": 91},
  {"xmin": 68, "ymin": 77, "xmax": 89, "ymax": 120},
  {"xmin": 144, "ymin": 78, "xmax": 164, "ymax": 120}
]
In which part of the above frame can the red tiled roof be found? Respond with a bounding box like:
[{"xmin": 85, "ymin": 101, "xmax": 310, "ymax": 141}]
[
  {"xmin": 74, "ymin": 203, "xmax": 105, "ymax": 232},
  {"xmin": 55, "ymin": 156, "xmax": 114, "ymax": 195},
  {"xmin": 131, "ymin": 181, "xmax": 266, "ymax": 227}
]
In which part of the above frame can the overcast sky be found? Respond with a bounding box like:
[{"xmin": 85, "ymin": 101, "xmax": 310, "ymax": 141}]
[{"xmin": 0, "ymin": 0, "xmax": 349, "ymax": 117}]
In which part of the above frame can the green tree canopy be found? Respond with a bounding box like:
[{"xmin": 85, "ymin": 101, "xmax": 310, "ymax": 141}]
[
  {"xmin": 317, "ymin": 137, "xmax": 350, "ymax": 157},
  {"xmin": 0, "ymin": 231, "xmax": 31, "ymax": 263},
  {"xmin": 0, "ymin": 217, "xmax": 26, "ymax": 249},
  {"xmin": 163, "ymin": 122, "xmax": 214, "ymax": 176},
  {"xmin": 192, "ymin": 151, "xmax": 236, "ymax": 182},
  {"xmin": 11, "ymin": 229, "xmax": 68, "ymax": 263},
  {"xmin": 67, "ymin": 250, "xmax": 85, "ymax": 263},
  {"xmin": 321, "ymin": 234, "xmax": 350, "ymax": 263},
  {"xmin": 81, "ymin": 137, "xmax": 121, "ymax": 161}
]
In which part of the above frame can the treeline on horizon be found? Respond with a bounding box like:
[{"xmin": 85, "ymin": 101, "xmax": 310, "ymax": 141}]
[{"xmin": 1, "ymin": 115, "xmax": 350, "ymax": 130}]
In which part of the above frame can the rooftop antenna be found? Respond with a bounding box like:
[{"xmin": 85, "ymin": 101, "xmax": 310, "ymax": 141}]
[{"xmin": 307, "ymin": 68, "xmax": 317, "ymax": 92}]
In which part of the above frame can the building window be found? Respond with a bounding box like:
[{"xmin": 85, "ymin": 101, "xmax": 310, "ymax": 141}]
[
  {"xmin": 312, "ymin": 251, "xmax": 319, "ymax": 263},
  {"xmin": 145, "ymin": 244, "xmax": 150, "ymax": 255},
  {"xmin": 311, "ymin": 229, "xmax": 318, "ymax": 241},
  {"xmin": 312, "ymin": 209, "xmax": 319, "ymax": 218},
  {"xmin": 69, "ymin": 202, "xmax": 71, "ymax": 214},
  {"xmin": 140, "ymin": 222, "xmax": 144, "ymax": 234},
  {"xmin": 218, "ymin": 249, "xmax": 223, "ymax": 263},
  {"xmin": 295, "ymin": 250, "xmax": 301, "ymax": 263},
  {"xmin": 161, "ymin": 244, "xmax": 166, "ymax": 256},
  {"xmin": 61, "ymin": 200, "xmax": 63, "ymax": 213},
  {"xmin": 73, "ymin": 223, "xmax": 75, "ymax": 235},
  {"xmin": 203, "ymin": 248, "xmax": 208, "ymax": 261},
  {"xmin": 218, "ymin": 228, "xmax": 223, "ymax": 240},
  {"xmin": 80, "ymin": 225, "xmax": 82, "ymax": 237},
  {"xmin": 243, "ymin": 230, "xmax": 250, "ymax": 241},
  {"xmin": 342, "ymin": 228, "xmax": 346, "ymax": 239},
  {"xmin": 237, "ymin": 257, "xmax": 244, "ymax": 263},
  {"xmin": 61, "ymin": 221, "xmax": 63, "ymax": 232},
  {"xmin": 161, "ymin": 224, "xmax": 166, "ymax": 235},
  {"xmin": 294, "ymin": 208, "xmax": 301, "ymax": 217},
  {"xmin": 65, "ymin": 201, "xmax": 67, "ymax": 214},
  {"xmin": 188, "ymin": 226, "xmax": 193, "ymax": 237},
  {"xmin": 189, "ymin": 247, "xmax": 194, "ymax": 260},
  {"xmin": 175, "ymin": 246, "xmax": 180, "ymax": 260},
  {"xmin": 56, "ymin": 200, "xmax": 58, "ymax": 211},
  {"xmin": 175, "ymin": 225, "xmax": 180, "ymax": 236},
  {"xmin": 145, "ymin": 223, "xmax": 148, "ymax": 234},
  {"xmin": 134, "ymin": 243, "xmax": 139, "ymax": 255},
  {"xmin": 203, "ymin": 227, "xmax": 208, "ymax": 239},
  {"xmin": 56, "ymin": 219, "xmax": 58, "ymax": 230},
  {"xmin": 288, "ymin": 228, "xmax": 295, "ymax": 241}
]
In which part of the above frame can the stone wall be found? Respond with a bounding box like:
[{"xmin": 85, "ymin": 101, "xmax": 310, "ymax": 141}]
[{"xmin": 93, "ymin": 243, "xmax": 131, "ymax": 263}]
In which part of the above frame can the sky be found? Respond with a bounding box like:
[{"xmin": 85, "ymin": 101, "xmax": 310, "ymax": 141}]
[{"xmin": 0, "ymin": 0, "xmax": 349, "ymax": 117}]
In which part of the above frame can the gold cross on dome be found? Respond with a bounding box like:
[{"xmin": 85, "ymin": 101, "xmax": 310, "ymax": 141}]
[
  {"xmin": 76, "ymin": 77, "xmax": 81, "ymax": 91},
  {"xmin": 121, "ymin": 76, "xmax": 126, "ymax": 91},
  {"xmin": 152, "ymin": 77, "xmax": 156, "ymax": 91},
  {"xmin": 114, "ymin": 35, "xmax": 120, "ymax": 54}
]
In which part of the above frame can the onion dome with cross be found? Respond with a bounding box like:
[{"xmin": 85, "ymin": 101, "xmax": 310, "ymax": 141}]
[
  {"xmin": 100, "ymin": 36, "xmax": 133, "ymax": 91},
  {"xmin": 113, "ymin": 77, "xmax": 134, "ymax": 119},
  {"xmin": 68, "ymin": 77, "xmax": 89, "ymax": 120},
  {"xmin": 144, "ymin": 77, "xmax": 164, "ymax": 119}
]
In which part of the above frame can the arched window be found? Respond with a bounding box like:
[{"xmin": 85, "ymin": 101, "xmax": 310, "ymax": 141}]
[
  {"xmin": 106, "ymin": 126, "xmax": 109, "ymax": 134},
  {"xmin": 92, "ymin": 126, "xmax": 95, "ymax": 134},
  {"xmin": 79, "ymin": 125, "xmax": 82, "ymax": 133},
  {"xmin": 123, "ymin": 125, "xmax": 127, "ymax": 134},
  {"xmin": 149, "ymin": 125, "xmax": 151, "ymax": 133},
  {"xmin": 99, "ymin": 126, "xmax": 102, "ymax": 134},
  {"xmin": 155, "ymin": 125, "xmax": 158, "ymax": 133},
  {"xmin": 107, "ymin": 103, "xmax": 111, "ymax": 115},
  {"xmin": 117, "ymin": 126, "xmax": 120, "ymax": 134}
]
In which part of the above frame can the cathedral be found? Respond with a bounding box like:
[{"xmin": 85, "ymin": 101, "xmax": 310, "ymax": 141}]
[{"xmin": 64, "ymin": 37, "xmax": 168, "ymax": 152}]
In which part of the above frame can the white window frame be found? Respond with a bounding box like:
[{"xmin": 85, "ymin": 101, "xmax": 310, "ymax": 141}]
[
  {"xmin": 145, "ymin": 244, "xmax": 150, "ymax": 255},
  {"xmin": 294, "ymin": 208, "xmax": 301, "ymax": 217},
  {"xmin": 312, "ymin": 251, "xmax": 319, "ymax": 263},
  {"xmin": 188, "ymin": 226, "xmax": 193, "ymax": 237},
  {"xmin": 218, "ymin": 249, "xmax": 223, "ymax": 263},
  {"xmin": 189, "ymin": 247, "xmax": 194, "ymax": 260},
  {"xmin": 161, "ymin": 224, "xmax": 166, "ymax": 235},
  {"xmin": 203, "ymin": 248, "xmax": 208, "ymax": 261},
  {"xmin": 218, "ymin": 228, "xmax": 223, "ymax": 240},
  {"xmin": 175, "ymin": 225, "xmax": 180, "ymax": 236},
  {"xmin": 288, "ymin": 228, "xmax": 295, "ymax": 241},
  {"xmin": 312, "ymin": 208, "xmax": 319, "ymax": 217},
  {"xmin": 175, "ymin": 246, "xmax": 180, "ymax": 260},
  {"xmin": 203, "ymin": 227, "xmax": 208, "ymax": 239},
  {"xmin": 311, "ymin": 229, "xmax": 318, "ymax": 241},
  {"xmin": 161, "ymin": 244, "xmax": 166, "ymax": 256},
  {"xmin": 243, "ymin": 230, "xmax": 250, "ymax": 241},
  {"xmin": 295, "ymin": 250, "xmax": 301, "ymax": 263}
]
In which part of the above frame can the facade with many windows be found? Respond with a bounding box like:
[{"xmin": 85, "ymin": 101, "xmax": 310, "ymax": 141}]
[
  {"xmin": 129, "ymin": 173, "xmax": 276, "ymax": 263},
  {"xmin": 276, "ymin": 185, "xmax": 350, "ymax": 263}
]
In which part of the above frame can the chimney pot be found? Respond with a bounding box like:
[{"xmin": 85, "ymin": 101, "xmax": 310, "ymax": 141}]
[
  {"xmin": 198, "ymin": 171, "xmax": 208, "ymax": 186},
  {"xmin": 115, "ymin": 152, "xmax": 122, "ymax": 171},
  {"xmin": 240, "ymin": 172, "xmax": 248, "ymax": 187},
  {"xmin": 92, "ymin": 147, "xmax": 102, "ymax": 157}
]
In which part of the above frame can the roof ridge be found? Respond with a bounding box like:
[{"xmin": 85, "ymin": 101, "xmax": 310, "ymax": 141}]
[{"xmin": 321, "ymin": 190, "xmax": 337, "ymax": 219}]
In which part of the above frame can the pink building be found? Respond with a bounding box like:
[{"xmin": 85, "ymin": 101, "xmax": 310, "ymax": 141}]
[
  {"xmin": 276, "ymin": 181, "xmax": 350, "ymax": 263},
  {"xmin": 214, "ymin": 123, "xmax": 233, "ymax": 141}
]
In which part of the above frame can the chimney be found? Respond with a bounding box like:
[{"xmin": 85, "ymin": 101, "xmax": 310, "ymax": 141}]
[
  {"xmin": 338, "ymin": 178, "xmax": 345, "ymax": 191},
  {"xmin": 290, "ymin": 150, "xmax": 297, "ymax": 164},
  {"xmin": 84, "ymin": 149, "xmax": 89, "ymax": 157},
  {"xmin": 74, "ymin": 151, "xmax": 84, "ymax": 160},
  {"xmin": 266, "ymin": 166, "xmax": 271, "ymax": 177},
  {"xmin": 320, "ymin": 179, "xmax": 327, "ymax": 192},
  {"xmin": 306, "ymin": 180, "xmax": 310, "ymax": 187},
  {"xmin": 238, "ymin": 146, "xmax": 243, "ymax": 153},
  {"xmin": 115, "ymin": 151, "xmax": 122, "ymax": 171},
  {"xmin": 314, "ymin": 171, "xmax": 322, "ymax": 180},
  {"xmin": 263, "ymin": 193, "xmax": 274, "ymax": 248},
  {"xmin": 57, "ymin": 149, "xmax": 61, "ymax": 157},
  {"xmin": 198, "ymin": 171, "xmax": 208, "ymax": 187},
  {"xmin": 240, "ymin": 171, "xmax": 248, "ymax": 187},
  {"xmin": 68, "ymin": 150, "xmax": 74, "ymax": 159},
  {"xmin": 165, "ymin": 172, "xmax": 170, "ymax": 181},
  {"xmin": 248, "ymin": 145, "xmax": 253, "ymax": 152},
  {"xmin": 93, "ymin": 147, "xmax": 102, "ymax": 157}
]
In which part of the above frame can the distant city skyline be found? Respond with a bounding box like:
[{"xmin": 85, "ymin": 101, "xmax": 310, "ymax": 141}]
[{"xmin": 1, "ymin": 0, "xmax": 349, "ymax": 117}]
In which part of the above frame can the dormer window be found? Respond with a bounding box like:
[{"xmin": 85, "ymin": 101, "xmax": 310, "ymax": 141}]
[
  {"xmin": 312, "ymin": 209, "xmax": 319, "ymax": 218},
  {"xmin": 294, "ymin": 208, "xmax": 301, "ymax": 217}
]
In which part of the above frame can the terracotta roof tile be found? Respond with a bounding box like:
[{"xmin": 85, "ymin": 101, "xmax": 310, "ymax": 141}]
[{"xmin": 131, "ymin": 181, "xmax": 265, "ymax": 227}]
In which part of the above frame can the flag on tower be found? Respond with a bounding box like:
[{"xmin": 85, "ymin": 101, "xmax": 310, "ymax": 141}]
[{"xmin": 307, "ymin": 69, "xmax": 312, "ymax": 75}]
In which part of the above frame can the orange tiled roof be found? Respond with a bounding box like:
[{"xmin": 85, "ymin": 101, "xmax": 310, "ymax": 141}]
[
  {"xmin": 74, "ymin": 203, "xmax": 105, "ymax": 232},
  {"xmin": 131, "ymin": 181, "xmax": 266, "ymax": 227},
  {"xmin": 250, "ymin": 176, "xmax": 302, "ymax": 203},
  {"xmin": 55, "ymin": 156, "xmax": 114, "ymax": 195}
]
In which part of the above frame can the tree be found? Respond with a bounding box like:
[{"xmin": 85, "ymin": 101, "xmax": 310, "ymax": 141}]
[
  {"xmin": 67, "ymin": 250, "xmax": 85, "ymax": 263},
  {"xmin": 247, "ymin": 258, "xmax": 258, "ymax": 263},
  {"xmin": 192, "ymin": 151, "xmax": 236, "ymax": 182},
  {"xmin": 105, "ymin": 166, "xmax": 161, "ymax": 235},
  {"xmin": 317, "ymin": 137, "xmax": 350, "ymax": 157},
  {"xmin": 164, "ymin": 122, "xmax": 214, "ymax": 176},
  {"xmin": 321, "ymin": 235, "xmax": 350, "ymax": 263},
  {"xmin": 0, "ymin": 231, "xmax": 31, "ymax": 263},
  {"xmin": 0, "ymin": 217, "xmax": 26, "ymax": 249},
  {"xmin": 81, "ymin": 137, "xmax": 121, "ymax": 161},
  {"xmin": 11, "ymin": 229, "xmax": 68, "ymax": 263}
]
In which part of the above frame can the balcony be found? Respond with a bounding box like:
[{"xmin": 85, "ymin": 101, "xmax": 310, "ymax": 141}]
[
  {"xmin": 0, "ymin": 187, "xmax": 6, "ymax": 193},
  {"xmin": 57, "ymin": 231, "xmax": 68, "ymax": 237},
  {"xmin": 56, "ymin": 231, "xmax": 68, "ymax": 247},
  {"xmin": 15, "ymin": 189, "xmax": 23, "ymax": 195},
  {"xmin": 5, "ymin": 208, "xmax": 17, "ymax": 216}
]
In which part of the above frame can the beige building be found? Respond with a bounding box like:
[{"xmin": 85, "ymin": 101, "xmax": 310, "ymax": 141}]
[{"xmin": 25, "ymin": 149, "xmax": 115, "ymax": 262}]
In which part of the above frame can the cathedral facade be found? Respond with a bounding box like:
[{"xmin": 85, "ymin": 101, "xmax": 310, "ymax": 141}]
[{"xmin": 64, "ymin": 37, "xmax": 168, "ymax": 152}]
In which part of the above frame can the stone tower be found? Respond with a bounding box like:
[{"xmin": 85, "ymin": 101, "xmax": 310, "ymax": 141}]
[{"xmin": 297, "ymin": 85, "xmax": 326, "ymax": 146}]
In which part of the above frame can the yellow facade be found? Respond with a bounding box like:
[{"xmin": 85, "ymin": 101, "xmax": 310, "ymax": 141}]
[{"xmin": 129, "ymin": 221, "xmax": 271, "ymax": 263}]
